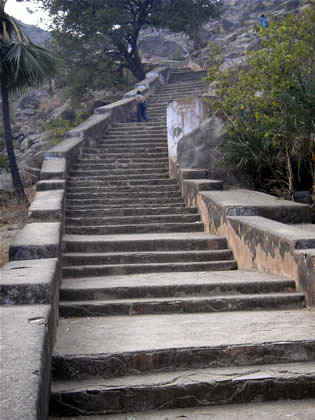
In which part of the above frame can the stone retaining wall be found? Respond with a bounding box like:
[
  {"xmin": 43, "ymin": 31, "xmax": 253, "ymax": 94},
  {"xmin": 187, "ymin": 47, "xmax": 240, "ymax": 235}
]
[
  {"xmin": 0, "ymin": 66, "xmax": 170, "ymax": 420},
  {"xmin": 170, "ymin": 156, "xmax": 315, "ymax": 306}
]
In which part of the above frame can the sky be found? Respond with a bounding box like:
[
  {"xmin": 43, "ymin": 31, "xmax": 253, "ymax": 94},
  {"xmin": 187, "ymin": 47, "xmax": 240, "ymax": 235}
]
[{"xmin": 5, "ymin": 0, "xmax": 51, "ymax": 29}]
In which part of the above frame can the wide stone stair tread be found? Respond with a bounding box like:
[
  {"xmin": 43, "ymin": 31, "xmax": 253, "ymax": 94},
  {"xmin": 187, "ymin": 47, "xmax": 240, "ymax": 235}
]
[
  {"xmin": 65, "ymin": 222, "xmax": 205, "ymax": 235},
  {"xmin": 59, "ymin": 292, "xmax": 305, "ymax": 317},
  {"xmin": 63, "ymin": 232, "xmax": 227, "ymax": 251},
  {"xmin": 63, "ymin": 260, "xmax": 237, "ymax": 277},
  {"xmin": 50, "ymin": 361, "xmax": 315, "ymax": 416},
  {"xmin": 66, "ymin": 207, "xmax": 198, "ymax": 218},
  {"xmin": 66, "ymin": 185, "xmax": 179, "ymax": 193},
  {"xmin": 53, "ymin": 310, "xmax": 315, "ymax": 355},
  {"xmin": 66, "ymin": 202, "xmax": 186, "ymax": 210},
  {"xmin": 48, "ymin": 399, "xmax": 315, "ymax": 420},
  {"xmin": 60, "ymin": 270, "xmax": 297, "ymax": 298},
  {"xmin": 65, "ymin": 214, "xmax": 201, "ymax": 226},
  {"xmin": 66, "ymin": 192, "xmax": 183, "ymax": 200},
  {"xmin": 62, "ymin": 249, "xmax": 233, "ymax": 265}
]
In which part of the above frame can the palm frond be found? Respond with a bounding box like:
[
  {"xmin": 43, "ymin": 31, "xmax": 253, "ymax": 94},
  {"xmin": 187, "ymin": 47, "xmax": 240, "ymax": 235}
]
[{"xmin": 1, "ymin": 40, "xmax": 59, "ymax": 93}]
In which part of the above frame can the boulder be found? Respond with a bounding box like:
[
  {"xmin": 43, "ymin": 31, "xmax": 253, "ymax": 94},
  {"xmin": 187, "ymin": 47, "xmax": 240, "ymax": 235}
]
[{"xmin": 177, "ymin": 116, "xmax": 226, "ymax": 172}]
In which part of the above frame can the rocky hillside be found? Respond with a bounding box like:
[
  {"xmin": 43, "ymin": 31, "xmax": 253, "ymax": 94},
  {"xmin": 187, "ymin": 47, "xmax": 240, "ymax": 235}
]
[
  {"xmin": 139, "ymin": 0, "xmax": 310, "ymax": 69},
  {"xmin": 17, "ymin": 19, "xmax": 51, "ymax": 45}
]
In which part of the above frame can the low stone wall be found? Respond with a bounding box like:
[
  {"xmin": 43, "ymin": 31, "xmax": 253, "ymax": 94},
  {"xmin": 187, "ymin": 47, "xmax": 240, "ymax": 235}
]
[
  {"xmin": 171, "ymin": 160, "xmax": 315, "ymax": 306},
  {"xmin": 0, "ymin": 66, "xmax": 169, "ymax": 420}
]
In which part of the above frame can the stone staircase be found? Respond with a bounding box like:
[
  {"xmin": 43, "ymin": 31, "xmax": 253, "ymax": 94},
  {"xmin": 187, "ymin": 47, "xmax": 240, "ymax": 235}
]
[{"xmin": 49, "ymin": 69, "xmax": 314, "ymax": 418}]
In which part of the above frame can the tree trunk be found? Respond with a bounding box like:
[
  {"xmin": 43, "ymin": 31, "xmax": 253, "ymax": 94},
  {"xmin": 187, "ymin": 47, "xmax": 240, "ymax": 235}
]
[
  {"xmin": 286, "ymin": 146, "xmax": 295, "ymax": 201},
  {"xmin": 1, "ymin": 82, "xmax": 29, "ymax": 204},
  {"xmin": 126, "ymin": 48, "xmax": 146, "ymax": 81}
]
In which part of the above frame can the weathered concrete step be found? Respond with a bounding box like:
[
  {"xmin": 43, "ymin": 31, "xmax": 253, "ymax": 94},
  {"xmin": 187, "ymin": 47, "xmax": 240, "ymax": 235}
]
[
  {"xmin": 66, "ymin": 191, "xmax": 182, "ymax": 200},
  {"xmin": 48, "ymin": 399, "xmax": 315, "ymax": 420},
  {"xmin": 67, "ymin": 174, "xmax": 170, "ymax": 182},
  {"xmin": 49, "ymin": 361, "xmax": 315, "ymax": 416},
  {"xmin": 63, "ymin": 260, "xmax": 237, "ymax": 277},
  {"xmin": 156, "ymin": 82, "xmax": 208, "ymax": 91},
  {"xmin": 66, "ymin": 197, "xmax": 184, "ymax": 207},
  {"xmin": 63, "ymin": 232, "xmax": 227, "ymax": 253},
  {"xmin": 70, "ymin": 169, "xmax": 169, "ymax": 177},
  {"xmin": 71, "ymin": 163, "xmax": 169, "ymax": 171},
  {"xmin": 153, "ymin": 90, "xmax": 207, "ymax": 98},
  {"xmin": 76, "ymin": 158, "xmax": 169, "ymax": 165},
  {"xmin": 100, "ymin": 140, "xmax": 167, "ymax": 146},
  {"xmin": 109, "ymin": 126, "xmax": 167, "ymax": 132},
  {"xmin": 82, "ymin": 152, "xmax": 169, "ymax": 159},
  {"xmin": 62, "ymin": 249, "xmax": 232, "ymax": 266},
  {"xmin": 66, "ymin": 207, "xmax": 197, "ymax": 218},
  {"xmin": 65, "ymin": 221, "xmax": 205, "ymax": 235},
  {"xmin": 52, "ymin": 310, "xmax": 315, "ymax": 378},
  {"xmin": 66, "ymin": 201, "xmax": 185, "ymax": 210},
  {"xmin": 60, "ymin": 271, "xmax": 297, "ymax": 301},
  {"xmin": 65, "ymin": 213, "xmax": 200, "ymax": 226},
  {"xmin": 87, "ymin": 146, "xmax": 168, "ymax": 153},
  {"xmin": 67, "ymin": 185, "xmax": 179, "ymax": 193},
  {"xmin": 59, "ymin": 293, "xmax": 304, "ymax": 318},
  {"xmin": 104, "ymin": 132, "xmax": 167, "ymax": 140},
  {"xmin": 111, "ymin": 122, "xmax": 166, "ymax": 128},
  {"xmin": 67, "ymin": 178, "xmax": 175, "ymax": 187}
]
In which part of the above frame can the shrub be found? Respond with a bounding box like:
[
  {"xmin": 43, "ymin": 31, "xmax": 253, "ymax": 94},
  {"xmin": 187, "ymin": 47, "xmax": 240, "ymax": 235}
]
[{"xmin": 205, "ymin": 9, "xmax": 315, "ymax": 199}]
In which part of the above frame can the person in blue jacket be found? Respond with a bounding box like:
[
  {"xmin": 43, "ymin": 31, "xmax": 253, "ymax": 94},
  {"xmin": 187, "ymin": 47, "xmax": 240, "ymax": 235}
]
[{"xmin": 260, "ymin": 14, "xmax": 267, "ymax": 28}]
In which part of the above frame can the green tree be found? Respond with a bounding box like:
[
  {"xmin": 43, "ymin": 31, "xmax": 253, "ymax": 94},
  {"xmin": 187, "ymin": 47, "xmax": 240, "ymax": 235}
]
[
  {"xmin": 0, "ymin": 0, "xmax": 58, "ymax": 203},
  {"xmin": 27, "ymin": 0, "xmax": 222, "ymax": 81},
  {"xmin": 206, "ymin": 10, "xmax": 315, "ymax": 199}
]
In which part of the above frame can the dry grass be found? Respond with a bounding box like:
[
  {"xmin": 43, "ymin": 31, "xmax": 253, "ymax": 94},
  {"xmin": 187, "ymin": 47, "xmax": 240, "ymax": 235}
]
[{"xmin": 0, "ymin": 186, "xmax": 36, "ymax": 268}]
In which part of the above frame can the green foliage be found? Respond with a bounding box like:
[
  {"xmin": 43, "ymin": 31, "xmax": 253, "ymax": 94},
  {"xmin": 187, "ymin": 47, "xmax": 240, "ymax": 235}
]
[
  {"xmin": 48, "ymin": 112, "xmax": 84, "ymax": 146},
  {"xmin": 37, "ymin": 0, "xmax": 222, "ymax": 80},
  {"xmin": 50, "ymin": 31, "xmax": 126, "ymax": 108},
  {"xmin": 206, "ymin": 10, "xmax": 315, "ymax": 198}
]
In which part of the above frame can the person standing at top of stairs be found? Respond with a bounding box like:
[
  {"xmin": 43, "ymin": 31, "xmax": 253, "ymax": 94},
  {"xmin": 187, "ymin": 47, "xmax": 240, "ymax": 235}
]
[{"xmin": 136, "ymin": 90, "xmax": 148, "ymax": 122}]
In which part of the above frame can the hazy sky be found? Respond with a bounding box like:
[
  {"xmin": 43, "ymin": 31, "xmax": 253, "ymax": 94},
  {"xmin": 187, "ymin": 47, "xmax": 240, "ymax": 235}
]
[{"xmin": 5, "ymin": 0, "xmax": 50, "ymax": 29}]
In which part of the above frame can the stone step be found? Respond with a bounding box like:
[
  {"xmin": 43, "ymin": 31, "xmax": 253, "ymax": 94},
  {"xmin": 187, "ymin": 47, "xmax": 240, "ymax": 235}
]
[
  {"xmin": 48, "ymin": 399, "xmax": 315, "ymax": 420},
  {"xmin": 52, "ymin": 310, "xmax": 315, "ymax": 379},
  {"xmin": 66, "ymin": 191, "xmax": 182, "ymax": 200},
  {"xmin": 71, "ymin": 163, "xmax": 169, "ymax": 171},
  {"xmin": 60, "ymin": 271, "xmax": 297, "ymax": 301},
  {"xmin": 66, "ymin": 202, "xmax": 185, "ymax": 210},
  {"xmin": 109, "ymin": 126, "xmax": 167, "ymax": 132},
  {"xmin": 59, "ymin": 292, "xmax": 304, "ymax": 318},
  {"xmin": 156, "ymin": 81, "xmax": 208, "ymax": 90},
  {"xmin": 66, "ymin": 197, "xmax": 184, "ymax": 207},
  {"xmin": 152, "ymin": 89, "xmax": 207, "ymax": 98},
  {"xmin": 62, "ymin": 249, "xmax": 232, "ymax": 266},
  {"xmin": 76, "ymin": 157, "xmax": 169, "ymax": 164},
  {"xmin": 65, "ymin": 213, "xmax": 200, "ymax": 226},
  {"xmin": 67, "ymin": 185, "xmax": 179, "ymax": 193},
  {"xmin": 81, "ymin": 152, "xmax": 169, "ymax": 159},
  {"xmin": 111, "ymin": 122, "xmax": 166, "ymax": 128},
  {"xmin": 65, "ymin": 207, "xmax": 198, "ymax": 218},
  {"xmin": 63, "ymin": 232, "xmax": 227, "ymax": 253},
  {"xmin": 63, "ymin": 260, "xmax": 237, "ymax": 277},
  {"xmin": 100, "ymin": 139, "xmax": 167, "ymax": 145},
  {"xmin": 66, "ymin": 178, "xmax": 175, "ymax": 187},
  {"xmin": 65, "ymin": 221, "xmax": 205, "ymax": 235},
  {"xmin": 49, "ymin": 361, "xmax": 315, "ymax": 416},
  {"xmin": 87, "ymin": 145, "xmax": 168, "ymax": 152},
  {"xmin": 70, "ymin": 168, "xmax": 170, "ymax": 176}
]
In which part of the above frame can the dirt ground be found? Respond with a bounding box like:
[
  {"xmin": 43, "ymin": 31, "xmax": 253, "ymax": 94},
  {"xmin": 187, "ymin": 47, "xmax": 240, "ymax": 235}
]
[{"xmin": 0, "ymin": 187, "xmax": 36, "ymax": 268}]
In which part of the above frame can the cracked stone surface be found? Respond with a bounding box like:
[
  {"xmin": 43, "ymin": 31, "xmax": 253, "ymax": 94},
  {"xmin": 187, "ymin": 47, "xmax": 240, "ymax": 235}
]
[
  {"xmin": 54, "ymin": 310, "xmax": 315, "ymax": 356},
  {"xmin": 49, "ymin": 398, "xmax": 315, "ymax": 419}
]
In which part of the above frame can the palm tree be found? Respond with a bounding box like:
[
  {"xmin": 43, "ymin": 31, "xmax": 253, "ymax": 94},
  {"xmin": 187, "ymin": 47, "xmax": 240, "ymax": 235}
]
[{"xmin": 0, "ymin": 0, "xmax": 57, "ymax": 203}]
